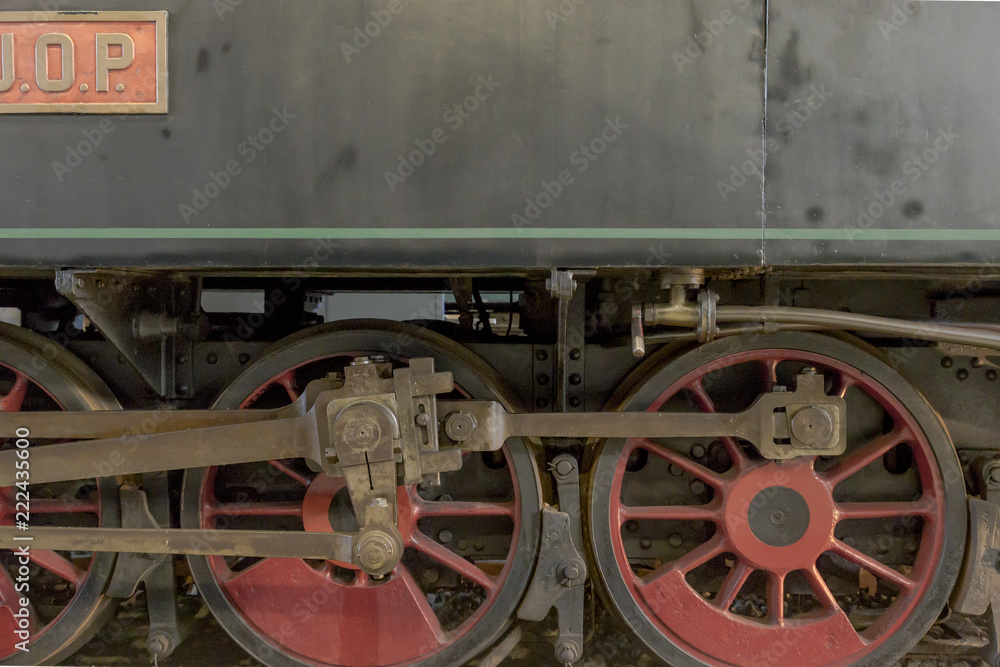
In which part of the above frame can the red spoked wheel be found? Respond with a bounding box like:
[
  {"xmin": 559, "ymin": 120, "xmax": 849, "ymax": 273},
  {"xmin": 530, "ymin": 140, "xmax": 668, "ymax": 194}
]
[
  {"xmin": 182, "ymin": 321, "xmax": 541, "ymax": 667},
  {"xmin": 0, "ymin": 324, "xmax": 120, "ymax": 666},
  {"xmin": 588, "ymin": 333, "xmax": 965, "ymax": 667}
]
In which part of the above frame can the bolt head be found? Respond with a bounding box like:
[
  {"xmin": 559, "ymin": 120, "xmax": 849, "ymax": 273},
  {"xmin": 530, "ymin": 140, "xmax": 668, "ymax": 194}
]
[
  {"xmin": 556, "ymin": 641, "xmax": 581, "ymax": 664},
  {"xmin": 555, "ymin": 458, "xmax": 574, "ymax": 477},
  {"xmin": 988, "ymin": 467, "xmax": 1000, "ymax": 485},
  {"xmin": 790, "ymin": 407, "xmax": 834, "ymax": 446}
]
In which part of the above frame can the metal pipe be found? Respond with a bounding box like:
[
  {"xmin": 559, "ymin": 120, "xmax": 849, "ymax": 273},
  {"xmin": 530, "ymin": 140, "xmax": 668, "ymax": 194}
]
[
  {"xmin": 643, "ymin": 322, "xmax": 822, "ymax": 344},
  {"xmin": 715, "ymin": 306, "xmax": 1000, "ymax": 350}
]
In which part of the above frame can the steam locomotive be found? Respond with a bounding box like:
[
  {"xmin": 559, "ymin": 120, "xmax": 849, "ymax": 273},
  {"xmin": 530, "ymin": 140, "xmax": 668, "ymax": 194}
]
[{"xmin": 1, "ymin": 1, "xmax": 999, "ymax": 666}]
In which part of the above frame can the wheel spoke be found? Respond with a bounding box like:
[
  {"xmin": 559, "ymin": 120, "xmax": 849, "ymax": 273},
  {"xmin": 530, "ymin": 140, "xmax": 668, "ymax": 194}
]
[
  {"xmin": 833, "ymin": 372, "xmax": 857, "ymax": 399},
  {"xmin": 274, "ymin": 370, "xmax": 300, "ymax": 402},
  {"xmin": 636, "ymin": 439, "xmax": 724, "ymax": 489},
  {"xmin": 823, "ymin": 427, "xmax": 912, "ymax": 487},
  {"xmin": 29, "ymin": 549, "xmax": 85, "ymax": 587},
  {"xmin": 0, "ymin": 568, "xmax": 36, "ymax": 633},
  {"xmin": 836, "ymin": 498, "xmax": 935, "ymax": 521},
  {"xmin": 685, "ymin": 378, "xmax": 751, "ymax": 472},
  {"xmin": 0, "ymin": 372, "xmax": 30, "ymax": 413},
  {"xmin": 30, "ymin": 499, "xmax": 100, "ymax": 514},
  {"xmin": 620, "ymin": 503, "xmax": 719, "ymax": 524},
  {"xmin": 759, "ymin": 358, "xmax": 779, "ymax": 392},
  {"xmin": 267, "ymin": 460, "xmax": 311, "ymax": 487},
  {"xmin": 395, "ymin": 565, "xmax": 447, "ymax": 646},
  {"xmin": 414, "ymin": 499, "xmax": 514, "ymax": 519},
  {"xmin": 645, "ymin": 533, "xmax": 727, "ymax": 582},
  {"xmin": 409, "ymin": 532, "xmax": 496, "ymax": 593},
  {"xmin": 767, "ymin": 571, "xmax": 785, "ymax": 625},
  {"xmin": 714, "ymin": 558, "xmax": 753, "ymax": 610},
  {"xmin": 803, "ymin": 566, "xmax": 839, "ymax": 611},
  {"xmin": 831, "ymin": 539, "xmax": 916, "ymax": 593},
  {"xmin": 203, "ymin": 501, "xmax": 303, "ymax": 519}
]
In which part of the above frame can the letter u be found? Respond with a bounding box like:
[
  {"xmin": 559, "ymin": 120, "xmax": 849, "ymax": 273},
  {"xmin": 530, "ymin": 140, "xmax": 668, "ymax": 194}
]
[{"xmin": 0, "ymin": 34, "xmax": 13, "ymax": 92}]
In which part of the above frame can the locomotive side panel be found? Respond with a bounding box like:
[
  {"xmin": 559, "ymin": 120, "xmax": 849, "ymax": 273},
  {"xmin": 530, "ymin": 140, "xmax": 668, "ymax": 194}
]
[
  {"xmin": 765, "ymin": 0, "xmax": 1000, "ymax": 265},
  {"xmin": 0, "ymin": 0, "xmax": 765, "ymax": 268}
]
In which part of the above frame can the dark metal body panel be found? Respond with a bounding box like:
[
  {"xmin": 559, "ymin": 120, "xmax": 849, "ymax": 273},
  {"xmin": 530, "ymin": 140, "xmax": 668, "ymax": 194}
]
[
  {"xmin": 764, "ymin": 0, "xmax": 1000, "ymax": 265},
  {"xmin": 0, "ymin": 0, "xmax": 765, "ymax": 268}
]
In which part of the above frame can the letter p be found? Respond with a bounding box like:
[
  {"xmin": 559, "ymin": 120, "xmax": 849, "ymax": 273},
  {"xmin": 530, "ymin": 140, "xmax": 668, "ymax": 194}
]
[{"xmin": 96, "ymin": 33, "xmax": 135, "ymax": 92}]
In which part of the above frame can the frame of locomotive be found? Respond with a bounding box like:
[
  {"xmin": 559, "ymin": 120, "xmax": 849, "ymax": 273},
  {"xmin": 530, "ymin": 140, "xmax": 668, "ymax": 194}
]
[{"xmin": 0, "ymin": 266, "xmax": 998, "ymax": 667}]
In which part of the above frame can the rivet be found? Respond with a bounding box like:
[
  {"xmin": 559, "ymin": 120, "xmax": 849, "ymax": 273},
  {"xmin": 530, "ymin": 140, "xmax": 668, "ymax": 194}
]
[
  {"xmin": 20, "ymin": 84, "xmax": 28, "ymax": 93},
  {"xmin": 941, "ymin": 356, "xmax": 954, "ymax": 369},
  {"xmin": 116, "ymin": 83, "xmax": 125, "ymax": 92},
  {"xmin": 79, "ymin": 83, "xmax": 89, "ymax": 92}
]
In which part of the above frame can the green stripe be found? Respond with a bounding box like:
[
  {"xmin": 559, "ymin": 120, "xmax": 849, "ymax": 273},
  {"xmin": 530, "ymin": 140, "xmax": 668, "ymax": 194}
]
[
  {"xmin": 0, "ymin": 227, "xmax": 760, "ymax": 240},
  {"xmin": 0, "ymin": 227, "xmax": 998, "ymax": 241},
  {"xmin": 766, "ymin": 228, "xmax": 1000, "ymax": 241}
]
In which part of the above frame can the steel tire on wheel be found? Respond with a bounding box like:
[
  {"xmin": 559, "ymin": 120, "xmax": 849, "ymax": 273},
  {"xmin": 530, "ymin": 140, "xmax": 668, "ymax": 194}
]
[
  {"xmin": 0, "ymin": 323, "xmax": 120, "ymax": 666},
  {"xmin": 182, "ymin": 320, "xmax": 542, "ymax": 667},
  {"xmin": 588, "ymin": 332, "xmax": 966, "ymax": 667}
]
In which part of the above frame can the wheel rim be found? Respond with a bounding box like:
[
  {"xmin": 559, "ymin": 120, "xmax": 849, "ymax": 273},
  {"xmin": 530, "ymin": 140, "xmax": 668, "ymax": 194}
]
[
  {"xmin": 183, "ymin": 322, "xmax": 540, "ymax": 667},
  {"xmin": 592, "ymin": 337, "xmax": 962, "ymax": 667},
  {"xmin": 0, "ymin": 324, "xmax": 119, "ymax": 665}
]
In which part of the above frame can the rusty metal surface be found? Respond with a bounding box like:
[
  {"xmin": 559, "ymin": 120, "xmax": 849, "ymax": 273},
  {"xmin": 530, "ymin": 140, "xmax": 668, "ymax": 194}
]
[{"xmin": 0, "ymin": 525, "xmax": 354, "ymax": 562}]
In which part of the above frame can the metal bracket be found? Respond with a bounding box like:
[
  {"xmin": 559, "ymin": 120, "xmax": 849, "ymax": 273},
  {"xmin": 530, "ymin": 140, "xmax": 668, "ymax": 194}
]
[
  {"xmin": 142, "ymin": 472, "xmax": 182, "ymax": 661},
  {"xmin": 55, "ymin": 270, "xmax": 207, "ymax": 399},
  {"xmin": 951, "ymin": 497, "xmax": 1000, "ymax": 667},
  {"xmin": 518, "ymin": 454, "xmax": 587, "ymax": 665},
  {"xmin": 105, "ymin": 485, "xmax": 169, "ymax": 598},
  {"xmin": 546, "ymin": 270, "xmax": 592, "ymax": 413}
]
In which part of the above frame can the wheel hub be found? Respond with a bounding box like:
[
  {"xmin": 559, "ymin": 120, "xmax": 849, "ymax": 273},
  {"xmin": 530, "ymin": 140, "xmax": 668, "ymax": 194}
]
[
  {"xmin": 746, "ymin": 486, "xmax": 810, "ymax": 548},
  {"xmin": 724, "ymin": 459, "xmax": 837, "ymax": 572}
]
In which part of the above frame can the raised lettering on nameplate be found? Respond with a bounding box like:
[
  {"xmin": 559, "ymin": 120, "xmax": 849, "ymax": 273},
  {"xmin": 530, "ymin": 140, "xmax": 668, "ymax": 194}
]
[{"xmin": 0, "ymin": 11, "xmax": 167, "ymax": 114}]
